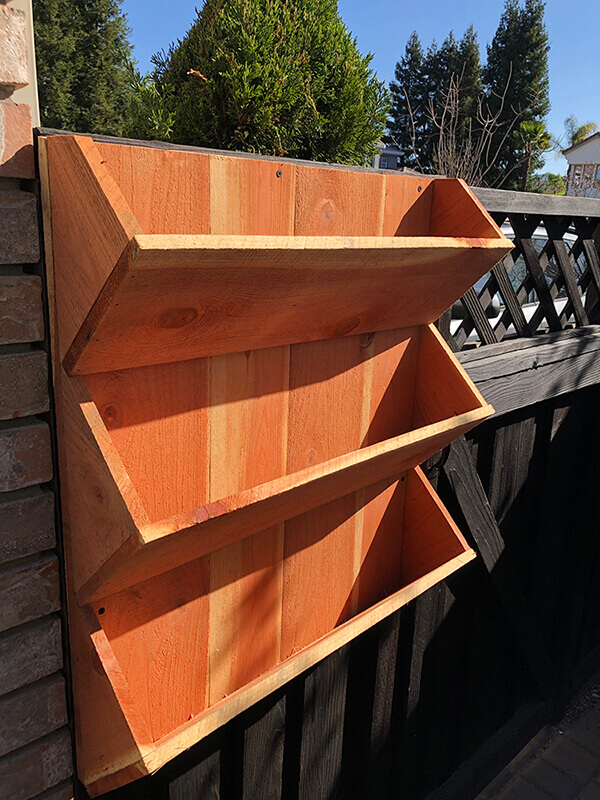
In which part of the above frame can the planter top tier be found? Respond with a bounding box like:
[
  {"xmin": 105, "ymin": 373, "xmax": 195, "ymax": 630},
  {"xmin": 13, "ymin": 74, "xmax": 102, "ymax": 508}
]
[
  {"xmin": 41, "ymin": 133, "xmax": 512, "ymax": 795},
  {"xmin": 46, "ymin": 135, "xmax": 510, "ymax": 374}
]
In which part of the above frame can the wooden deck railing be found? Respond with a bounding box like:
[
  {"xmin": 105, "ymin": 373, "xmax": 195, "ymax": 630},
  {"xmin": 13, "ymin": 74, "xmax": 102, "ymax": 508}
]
[{"xmin": 437, "ymin": 188, "xmax": 600, "ymax": 352}]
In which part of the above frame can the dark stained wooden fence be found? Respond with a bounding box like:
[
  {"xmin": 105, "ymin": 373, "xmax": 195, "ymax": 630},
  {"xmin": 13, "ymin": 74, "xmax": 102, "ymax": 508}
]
[{"xmin": 91, "ymin": 187, "xmax": 600, "ymax": 800}]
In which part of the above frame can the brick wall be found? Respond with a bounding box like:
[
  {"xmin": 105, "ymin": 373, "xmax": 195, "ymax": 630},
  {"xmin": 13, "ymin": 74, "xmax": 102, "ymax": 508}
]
[{"xmin": 0, "ymin": 3, "xmax": 73, "ymax": 799}]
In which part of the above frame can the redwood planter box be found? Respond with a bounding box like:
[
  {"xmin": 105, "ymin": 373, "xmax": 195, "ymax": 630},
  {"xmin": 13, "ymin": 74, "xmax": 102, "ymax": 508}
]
[{"xmin": 40, "ymin": 134, "xmax": 511, "ymax": 795}]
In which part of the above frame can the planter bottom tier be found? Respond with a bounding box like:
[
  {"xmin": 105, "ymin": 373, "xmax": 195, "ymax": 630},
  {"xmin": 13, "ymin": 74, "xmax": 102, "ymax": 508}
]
[
  {"xmin": 75, "ymin": 465, "xmax": 473, "ymax": 796},
  {"xmin": 39, "ymin": 133, "xmax": 511, "ymax": 795}
]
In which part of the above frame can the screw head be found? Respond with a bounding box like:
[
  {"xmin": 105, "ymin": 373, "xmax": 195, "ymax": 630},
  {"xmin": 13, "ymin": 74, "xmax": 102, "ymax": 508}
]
[{"xmin": 276, "ymin": 170, "xmax": 283, "ymax": 178}]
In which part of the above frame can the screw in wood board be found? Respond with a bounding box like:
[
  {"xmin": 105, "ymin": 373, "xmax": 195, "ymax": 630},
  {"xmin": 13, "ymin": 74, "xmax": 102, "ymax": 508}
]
[{"xmin": 276, "ymin": 170, "xmax": 283, "ymax": 178}]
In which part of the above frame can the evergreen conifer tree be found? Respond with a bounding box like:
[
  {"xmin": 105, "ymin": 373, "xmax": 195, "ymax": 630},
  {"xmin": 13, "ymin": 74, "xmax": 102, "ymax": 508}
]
[
  {"xmin": 483, "ymin": 0, "xmax": 550, "ymax": 188},
  {"xmin": 388, "ymin": 27, "xmax": 481, "ymax": 173},
  {"xmin": 457, "ymin": 26, "xmax": 482, "ymax": 123},
  {"xmin": 387, "ymin": 32, "xmax": 425, "ymax": 169},
  {"xmin": 33, "ymin": 0, "xmax": 133, "ymax": 135}
]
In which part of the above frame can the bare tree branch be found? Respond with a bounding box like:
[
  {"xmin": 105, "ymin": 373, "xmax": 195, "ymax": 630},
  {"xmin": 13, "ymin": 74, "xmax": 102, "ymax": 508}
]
[{"xmin": 400, "ymin": 64, "xmax": 548, "ymax": 188}]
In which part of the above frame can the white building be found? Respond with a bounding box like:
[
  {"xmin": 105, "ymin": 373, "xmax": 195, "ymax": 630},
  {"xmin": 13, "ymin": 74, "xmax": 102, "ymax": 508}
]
[{"xmin": 562, "ymin": 133, "xmax": 600, "ymax": 197}]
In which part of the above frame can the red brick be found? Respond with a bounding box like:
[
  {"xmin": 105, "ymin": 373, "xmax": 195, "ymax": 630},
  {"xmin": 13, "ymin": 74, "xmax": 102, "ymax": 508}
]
[
  {"xmin": 0, "ymin": 615, "xmax": 62, "ymax": 694},
  {"xmin": 0, "ymin": 101, "xmax": 34, "ymax": 178},
  {"xmin": 0, "ymin": 6, "xmax": 28, "ymax": 89},
  {"xmin": 0, "ymin": 421, "xmax": 52, "ymax": 492},
  {"xmin": 0, "ymin": 274, "xmax": 44, "ymax": 344},
  {"xmin": 0, "ymin": 729, "xmax": 72, "ymax": 800},
  {"xmin": 0, "ymin": 488, "xmax": 55, "ymax": 565},
  {"xmin": 0, "ymin": 674, "xmax": 67, "ymax": 757},
  {"xmin": 31, "ymin": 781, "xmax": 74, "ymax": 800},
  {"xmin": 0, "ymin": 553, "xmax": 60, "ymax": 633},
  {"xmin": 0, "ymin": 351, "xmax": 49, "ymax": 420},
  {"xmin": 0, "ymin": 191, "xmax": 40, "ymax": 264}
]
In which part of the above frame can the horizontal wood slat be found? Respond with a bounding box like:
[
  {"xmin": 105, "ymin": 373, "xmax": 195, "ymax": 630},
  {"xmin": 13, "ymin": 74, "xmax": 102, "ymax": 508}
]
[
  {"xmin": 0, "ymin": 422, "xmax": 52, "ymax": 493},
  {"xmin": 473, "ymin": 186, "xmax": 600, "ymax": 216},
  {"xmin": 65, "ymin": 233, "xmax": 509, "ymax": 374},
  {"xmin": 0, "ymin": 351, "xmax": 49, "ymax": 421},
  {"xmin": 459, "ymin": 326, "xmax": 600, "ymax": 415},
  {"xmin": 0, "ymin": 275, "xmax": 44, "ymax": 345},
  {"xmin": 0, "ymin": 729, "xmax": 73, "ymax": 800},
  {"xmin": 0, "ymin": 488, "xmax": 55, "ymax": 565}
]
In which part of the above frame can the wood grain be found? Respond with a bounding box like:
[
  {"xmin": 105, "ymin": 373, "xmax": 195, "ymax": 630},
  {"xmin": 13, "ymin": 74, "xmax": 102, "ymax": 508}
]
[
  {"xmin": 73, "ymin": 603, "xmax": 153, "ymax": 791},
  {"xmin": 281, "ymin": 324, "xmax": 370, "ymax": 656},
  {"xmin": 59, "ymin": 369, "xmax": 148, "ymax": 593},
  {"xmin": 208, "ymin": 348, "xmax": 288, "ymax": 704},
  {"xmin": 294, "ymin": 165, "xmax": 385, "ymax": 236},
  {"xmin": 400, "ymin": 467, "xmax": 470, "ymax": 585},
  {"xmin": 64, "ymin": 234, "xmax": 510, "ymax": 374},
  {"xmin": 430, "ymin": 179, "xmax": 503, "ymax": 239},
  {"xmin": 93, "ymin": 558, "xmax": 210, "ymax": 741},
  {"xmin": 96, "ymin": 141, "xmax": 211, "ymax": 234},
  {"xmin": 382, "ymin": 174, "xmax": 432, "ymax": 235},
  {"xmin": 45, "ymin": 135, "xmax": 141, "ymax": 359},
  {"xmin": 355, "ymin": 327, "xmax": 420, "ymax": 611},
  {"xmin": 413, "ymin": 324, "xmax": 490, "ymax": 429},
  {"xmin": 84, "ymin": 358, "xmax": 211, "ymax": 522},
  {"xmin": 86, "ymin": 467, "xmax": 473, "ymax": 795},
  {"xmin": 77, "ymin": 403, "xmax": 490, "ymax": 603},
  {"xmin": 206, "ymin": 156, "xmax": 295, "ymax": 706},
  {"xmin": 41, "ymin": 134, "xmax": 499, "ymax": 794},
  {"xmin": 458, "ymin": 326, "xmax": 600, "ymax": 417}
]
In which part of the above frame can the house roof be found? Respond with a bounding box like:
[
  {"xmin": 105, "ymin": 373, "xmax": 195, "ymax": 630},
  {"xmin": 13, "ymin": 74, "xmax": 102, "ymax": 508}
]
[{"xmin": 562, "ymin": 131, "xmax": 600, "ymax": 157}]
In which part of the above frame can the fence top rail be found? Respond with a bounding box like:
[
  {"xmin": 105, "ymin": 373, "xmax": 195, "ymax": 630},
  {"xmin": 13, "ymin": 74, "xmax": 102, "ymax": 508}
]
[
  {"xmin": 36, "ymin": 128, "xmax": 600, "ymax": 219},
  {"xmin": 473, "ymin": 187, "xmax": 600, "ymax": 218},
  {"xmin": 35, "ymin": 127, "xmax": 396, "ymax": 176}
]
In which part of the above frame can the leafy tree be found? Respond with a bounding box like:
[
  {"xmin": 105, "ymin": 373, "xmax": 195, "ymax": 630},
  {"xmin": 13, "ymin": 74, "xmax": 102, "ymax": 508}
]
[
  {"xmin": 33, "ymin": 0, "xmax": 133, "ymax": 135},
  {"xmin": 528, "ymin": 172, "xmax": 565, "ymax": 195},
  {"xmin": 483, "ymin": 0, "xmax": 550, "ymax": 188},
  {"xmin": 143, "ymin": 0, "xmax": 388, "ymax": 165},
  {"xmin": 563, "ymin": 115, "xmax": 599, "ymax": 148}
]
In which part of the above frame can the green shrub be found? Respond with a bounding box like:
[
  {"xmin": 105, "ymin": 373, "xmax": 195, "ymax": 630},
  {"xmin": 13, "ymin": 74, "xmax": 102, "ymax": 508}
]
[{"xmin": 144, "ymin": 0, "xmax": 388, "ymax": 165}]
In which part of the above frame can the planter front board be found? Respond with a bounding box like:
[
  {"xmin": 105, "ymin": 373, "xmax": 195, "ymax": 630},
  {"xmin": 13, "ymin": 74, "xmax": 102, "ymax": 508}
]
[{"xmin": 40, "ymin": 134, "xmax": 512, "ymax": 795}]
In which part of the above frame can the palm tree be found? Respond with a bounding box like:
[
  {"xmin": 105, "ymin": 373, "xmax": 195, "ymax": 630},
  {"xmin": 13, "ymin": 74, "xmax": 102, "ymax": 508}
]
[
  {"xmin": 563, "ymin": 115, "xmax": 599, "ymax": 147},
  {"xmin": 513, "ymin": 119, "xmax": 552, "ymax": 190}
]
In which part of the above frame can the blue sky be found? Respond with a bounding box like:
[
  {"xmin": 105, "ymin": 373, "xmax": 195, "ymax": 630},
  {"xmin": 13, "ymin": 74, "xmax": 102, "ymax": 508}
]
[{"xmin": 121, "ymin": 0, "xmax": 599, "ymax": 174}]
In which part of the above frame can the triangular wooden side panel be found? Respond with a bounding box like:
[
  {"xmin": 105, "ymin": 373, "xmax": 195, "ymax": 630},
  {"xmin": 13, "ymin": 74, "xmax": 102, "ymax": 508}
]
[
  {"xmin": 58, "ymin": 367, "xmax": 148, "ymax": 594},
  {"xmin": 46, "ymin": 136, "xmax": 141, "ymax": 360}
]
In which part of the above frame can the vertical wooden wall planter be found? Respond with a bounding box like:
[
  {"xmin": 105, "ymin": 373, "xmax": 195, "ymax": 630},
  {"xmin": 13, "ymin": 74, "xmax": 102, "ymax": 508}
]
[{"xmin": 40, "ymin": 134, "xmax": 512, "ymax": 795}]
